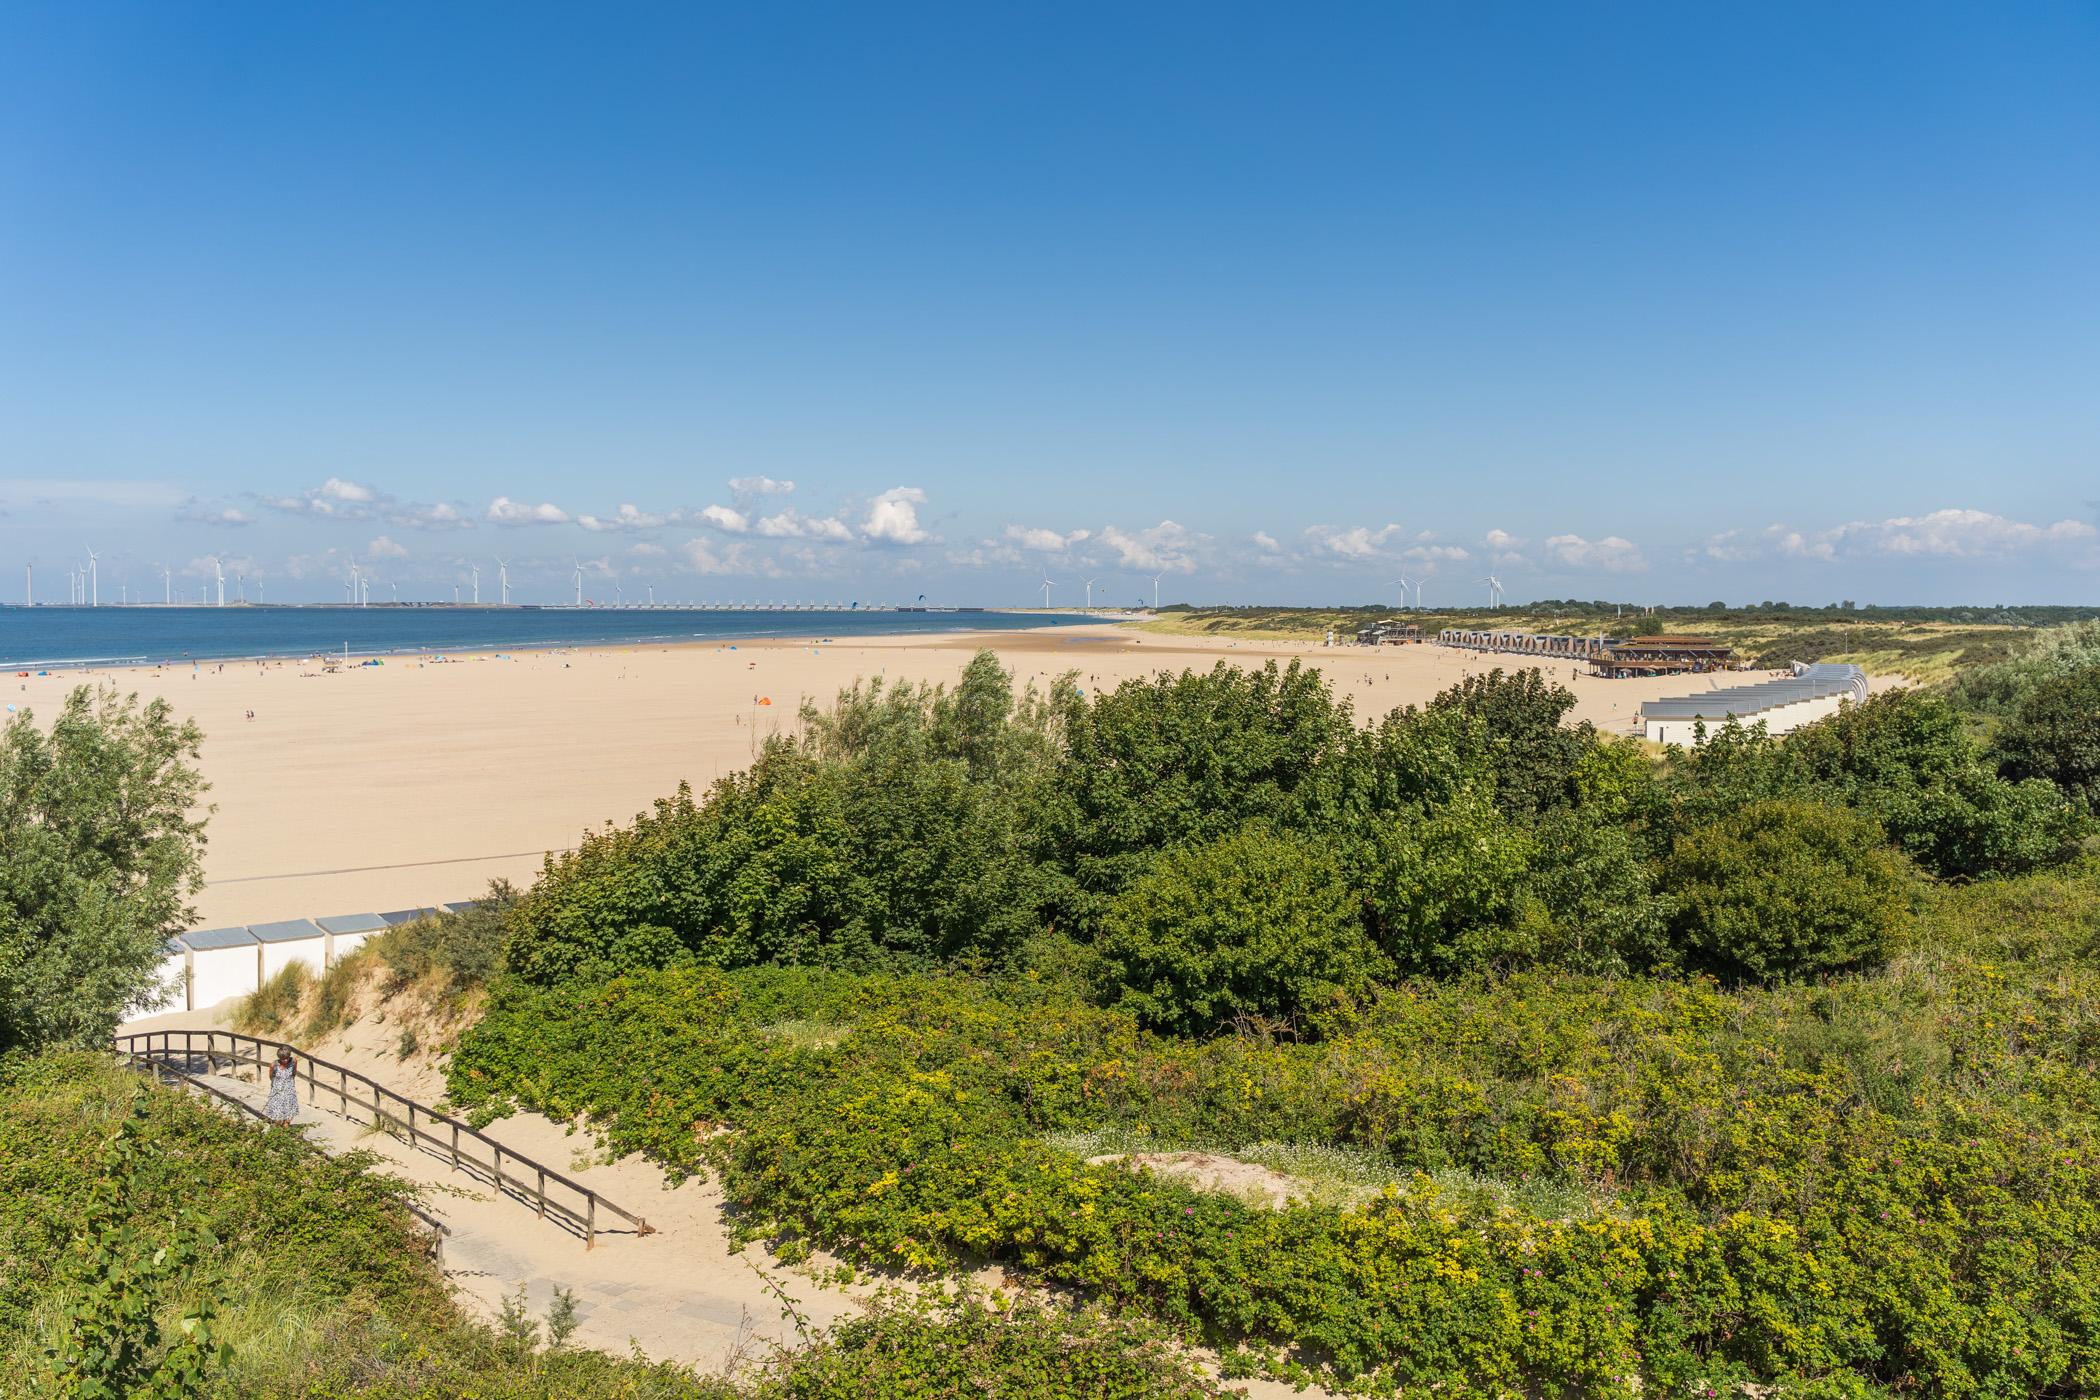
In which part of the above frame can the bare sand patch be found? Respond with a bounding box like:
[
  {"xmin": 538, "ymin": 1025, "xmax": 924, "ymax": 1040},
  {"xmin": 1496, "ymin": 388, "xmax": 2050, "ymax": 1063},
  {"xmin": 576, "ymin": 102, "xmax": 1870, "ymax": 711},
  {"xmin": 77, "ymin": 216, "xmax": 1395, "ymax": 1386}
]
[{"xmin": 1090, "ymin": 1151, "xmax": 1310, "ymax": 1209}]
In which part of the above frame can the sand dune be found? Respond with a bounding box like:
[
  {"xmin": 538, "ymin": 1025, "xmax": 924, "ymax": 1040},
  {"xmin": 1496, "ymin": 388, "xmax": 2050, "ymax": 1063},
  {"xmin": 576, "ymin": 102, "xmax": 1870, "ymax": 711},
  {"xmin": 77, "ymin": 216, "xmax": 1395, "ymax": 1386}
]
[{"xmin": 12, "ymin": 624, "xmax": 1752, "ymax": 927}]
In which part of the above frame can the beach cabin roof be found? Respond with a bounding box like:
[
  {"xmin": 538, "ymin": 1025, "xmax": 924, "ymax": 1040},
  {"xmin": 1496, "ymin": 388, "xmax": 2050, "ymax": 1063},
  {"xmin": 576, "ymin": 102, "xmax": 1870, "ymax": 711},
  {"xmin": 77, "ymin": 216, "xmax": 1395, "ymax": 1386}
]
[
  {"xmin": 249, "ymin": 917, "xmax": 326, "ymax": 944},
  {"xmin": 316, "ymin": 912, "xmax": 389, "ymax": 935},
  {"xmin": 1639, "ymin": 664, "xmax": 1868, "ymax": 722},
  {"xmin": 180, "ymin": 926, "xmax": 257, "ymax": 952}
]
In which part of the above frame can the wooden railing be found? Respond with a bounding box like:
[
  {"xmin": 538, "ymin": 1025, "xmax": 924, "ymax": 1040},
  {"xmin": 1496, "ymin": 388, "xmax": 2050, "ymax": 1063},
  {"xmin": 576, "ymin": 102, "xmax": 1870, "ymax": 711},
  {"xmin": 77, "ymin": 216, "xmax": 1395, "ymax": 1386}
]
[
  {"xmin": 114, "ymin": 1029, "xmax": 653, "ymax": 1247},
  {"xmin": 119, "ymin": 1049, "xmax": 452, "ymax": 1259}
]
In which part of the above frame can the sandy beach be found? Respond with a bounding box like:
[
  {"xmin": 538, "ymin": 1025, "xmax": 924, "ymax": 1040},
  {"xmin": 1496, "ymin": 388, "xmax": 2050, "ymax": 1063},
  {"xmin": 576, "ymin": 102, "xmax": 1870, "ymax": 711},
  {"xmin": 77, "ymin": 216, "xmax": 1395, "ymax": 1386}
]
[{"xmin": 14, "ymin": 624, "xmax": 1769, "ymax": 928}]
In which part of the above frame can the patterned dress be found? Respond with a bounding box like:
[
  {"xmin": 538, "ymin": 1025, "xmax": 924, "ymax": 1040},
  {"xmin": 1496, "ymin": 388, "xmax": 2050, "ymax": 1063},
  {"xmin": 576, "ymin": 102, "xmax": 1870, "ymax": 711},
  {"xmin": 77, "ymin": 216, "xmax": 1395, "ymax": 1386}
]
[{"xmin": 265, "ymin": 1059, "xmax": 300, "ymax": 1123}]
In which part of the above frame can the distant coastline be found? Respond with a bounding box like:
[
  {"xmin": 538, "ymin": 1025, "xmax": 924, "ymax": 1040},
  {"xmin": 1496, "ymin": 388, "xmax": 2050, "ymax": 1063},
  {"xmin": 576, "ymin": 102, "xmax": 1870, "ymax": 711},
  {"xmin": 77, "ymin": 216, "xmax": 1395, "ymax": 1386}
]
[{"xmin": 0, "ymin": 605, "xmax": 1122, "ymax": 670}]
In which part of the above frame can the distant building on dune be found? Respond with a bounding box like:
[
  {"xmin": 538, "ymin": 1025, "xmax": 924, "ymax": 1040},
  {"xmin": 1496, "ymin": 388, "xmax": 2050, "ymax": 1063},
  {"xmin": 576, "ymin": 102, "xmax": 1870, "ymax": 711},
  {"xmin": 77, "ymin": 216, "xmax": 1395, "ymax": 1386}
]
[
  {"xmin": 1638, "ymin": 662, "xmax": 1868, "ymax": 745},
  {"xmin": 1437, "ymin": 627, "xmax": 1618, "ymax": 661},
  {"xmin": 1585, "ymin": 635, "xmax": 1738, "ymax": 678},
  {"xmin": 1356, "ymin": 621, "xmax": 1422, "ymax": 645}
]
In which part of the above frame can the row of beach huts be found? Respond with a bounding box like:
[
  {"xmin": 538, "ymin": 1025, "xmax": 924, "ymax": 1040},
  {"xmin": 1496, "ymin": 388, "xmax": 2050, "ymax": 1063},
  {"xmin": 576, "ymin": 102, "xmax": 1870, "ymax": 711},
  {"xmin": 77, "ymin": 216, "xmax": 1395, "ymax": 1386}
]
[{"xmin": 143, "ymin": 902, "xmax": 479, "ymax": 1013}]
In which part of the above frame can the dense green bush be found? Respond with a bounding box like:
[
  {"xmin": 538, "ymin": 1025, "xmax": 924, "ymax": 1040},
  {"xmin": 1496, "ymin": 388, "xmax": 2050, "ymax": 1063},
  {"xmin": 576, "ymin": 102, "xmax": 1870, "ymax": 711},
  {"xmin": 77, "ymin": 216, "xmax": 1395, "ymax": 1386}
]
[
  {"xmin": 1421, "ymin": 667, "xmax": 1591, "ymax": 821},
  {"xmin": 452, "ymin": 863, "xmax": 2100, "ymax": 1396},
  {"xmin": 1663, "ymin": 799, "xmax": 1914, "ymax": 984},
  {"xmin": 0, "ymin": 687, "xmax": 209, "ymax": 1055},
  {"xmin": 1364, "ymin": 789, "xmax": 1537, "ymax": 976},
  {"xmin": 1946, "ymin": 618, "xmax": 2100, "ymax": 716},
  {"xmin": 504, "ymin": 656, "xmax": 1067, "ymax": 983},
  {"xmin": 0, "ymin": 1053, "xmax": 1236, "ymax": 1399},
  {"xmin": 1097, "ymin": 824, "xmax": 1382, "ymax": 1035},
  {"xmin": 1043, "ymin": 659, "xmax": 1360, "ymax": 913},
  {"xmin": 435, "ymin": 649, "xmax": 2100, "ymax": 1397},
  {"xmin": 1783, "ymin": 689, "xmax": 2085, "ymax": 878},
  {"xmin": 1996, "ymin": 664, "xmax": 2100, "ymax": 811}
]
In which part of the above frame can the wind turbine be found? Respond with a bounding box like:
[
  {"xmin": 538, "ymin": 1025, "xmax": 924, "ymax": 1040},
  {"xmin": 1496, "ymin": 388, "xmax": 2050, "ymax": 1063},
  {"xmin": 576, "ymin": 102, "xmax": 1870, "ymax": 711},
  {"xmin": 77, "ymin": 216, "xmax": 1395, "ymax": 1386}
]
[
  {"xmin": 1412, "ymin": 579, "xmax": 1425, "ymax": 608},
  {"xmin": 162, "ymin": 566, "xmax": 171, "ymax": 605},
  {"xmin": 494, "ymin": 557, "xmax": 510, "ymax": 605},
  {"xmin": 1391, "ymin": 576, "xmax": 1412, "ymax": 610},
  {"xmin": 1039, "ymin": 575, "xmax": 1055, "ymax": 608},
  {"xmin": 1150, "ymin": 573, "xmax": 1164, "ymax": 609},
  {"xmin": 1082, "ymin": 577, "xmax": 1099, "ymax": 610},
  {"xmin": 255, "ymin": 574, "xmax": 263, "ymax": 605},
  {"xmin": 84, "ymin": 547, "xmax": 99, "ymax": 607},
  {"xmin": 571, "ymin": 557, "xmax": 584, "ymax": 607},
  {"xmin": 1478, "ymin": 575, "xmax": 1505, "ymax": 608},
  {"xmin": 213, "ymin": 559, "xmax": 226, "ymax": 608},
  {"xmin": 647, "ymin": 583, "xmax": 654, "ymax": 606},
  {"xmin": 236, "ymin": 573, "xmax": 246, "ymax": 604},
  {"xmin": 470, "ymin": 563, "xmax": 480, "ymax": 605},
  {"xmin": 390, "ymin": 579, "xmax": 398, "ymax": 604}
]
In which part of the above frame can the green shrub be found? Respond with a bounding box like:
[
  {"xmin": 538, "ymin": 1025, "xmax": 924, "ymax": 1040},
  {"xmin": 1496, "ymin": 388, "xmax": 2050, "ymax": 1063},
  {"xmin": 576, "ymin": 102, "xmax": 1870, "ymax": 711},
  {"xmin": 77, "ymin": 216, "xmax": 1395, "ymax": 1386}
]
[
  {"xmin": 232, "ymin": 962, "xmax": 314, "ymax": 1037},
  {"xmin": 1097, "ymin": 825, "xmax": 1381, "ymax": 1035},
  {"xmin": 1664, "ymin": 800, "xmax": 1913, "ymax": 984},
  {"xmin": 1996, "ymin": 663, "xmax": 2100, "ymax": 811},
  {"xmin": 0, "ymin": 687, "xmax": 208, "ymax": 1055},
  {"xmin": 1, "ymin": 1052, "xmax": 1238, "ymax": 1399},
  {"xmin": 370, "ymin": 882, "xmax": 514, "ymax": 1002},
  {"xmin": 452, "ymin": 869, "xmax": 2100, "ymax": 1400},
  {"xmin": 1365, "ymin": 790, "xmax": 1536, "ymax": 976},
  {"xmin": 1421, "ymin": 667, "xmax": 1590, "ymax": 821},
  {"xmin": 1784, "ymin": 688, "xmax": 2085, "ymax": 878}
]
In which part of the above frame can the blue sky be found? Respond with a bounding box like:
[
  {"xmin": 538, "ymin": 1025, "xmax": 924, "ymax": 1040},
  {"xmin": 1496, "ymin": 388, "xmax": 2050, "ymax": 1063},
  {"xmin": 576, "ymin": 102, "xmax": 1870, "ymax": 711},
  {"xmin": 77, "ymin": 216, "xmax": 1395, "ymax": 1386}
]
[{"xmin": 3, "ymin": 3, "xmax": 2097, "ymax": 606}]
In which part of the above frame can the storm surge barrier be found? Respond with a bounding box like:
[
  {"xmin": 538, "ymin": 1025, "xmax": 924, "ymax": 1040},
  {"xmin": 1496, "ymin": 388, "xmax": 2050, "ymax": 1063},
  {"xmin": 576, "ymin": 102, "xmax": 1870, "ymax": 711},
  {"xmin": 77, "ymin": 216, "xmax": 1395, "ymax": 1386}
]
[{"xmin": 114, "ymin": 1028, "xmax": 653, "ymax": 1247}]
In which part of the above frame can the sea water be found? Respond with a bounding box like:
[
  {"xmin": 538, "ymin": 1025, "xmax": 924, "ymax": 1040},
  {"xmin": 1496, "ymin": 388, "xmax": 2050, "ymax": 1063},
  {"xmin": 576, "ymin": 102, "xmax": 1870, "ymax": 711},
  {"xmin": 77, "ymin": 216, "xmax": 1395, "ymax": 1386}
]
[{"xmin": 0, "ymin": 606, "xmax": 1106, "ymax": 669}]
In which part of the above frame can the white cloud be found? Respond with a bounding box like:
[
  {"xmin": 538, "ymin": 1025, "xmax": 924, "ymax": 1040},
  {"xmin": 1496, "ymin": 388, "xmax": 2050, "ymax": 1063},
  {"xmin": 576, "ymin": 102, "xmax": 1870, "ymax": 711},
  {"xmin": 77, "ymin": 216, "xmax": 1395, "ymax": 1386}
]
[
  {"xmin": 1100, "ymin": 520, "xmax": 1198, "ymax": 572},
  {"xmin": 1401, "ymin": 543, "xmax": 1472, "ymax": 567},
  {"xmin": 318, "ymin": 477, "xmax": 377, "ymax": 504},
  {"xmin": 1251, "ymin": 531, "xmax": 1281, "ymax": 552},
  {"xmin": 388, "ymin": 500, "xmax": 473, "ymax": 530},
  {"xmin": 1002, "ymin": 524, "xmax": 1091, "ymax": 553},
  {"xmin": 486, "ymin": 495, "xmax": 572, "ymax": 526},
  {"xmin": 367, "ymin": 535, "xmax": 409, "ymax": 559},
  {"xmin": 1812, "ymin": 508, "xmax": 2097, "ymax": 561},
  {"xmin": 698, "ymin": 504, "xmax": 751, "ymax": 534},
  {"xmin": 578, "ymin": 503, "xmax": 669, "ymax": 532},
  {"xmin": 1304, "ymin": 523, "xmax": 1403, "ymax": 559},
  {"xmin": 1694, "ymin": 509, "xmax": 2100, "ymax": 567},
  {"xmin": 862, "ymin": 487, "xmax": 933, "ymax": 545},
  {"xmin": 679, "ymin": 538, "xmax": 767, "ymax": 576},
  {"xmin": 755, "ymin": 509, "xmax": 853, "ymax": 541},
  {"xmin": 628, "ymin": 542, "xmax": 668, "ymax": 558},
  {"xmin": 728, "ymin": 475, "xmax": 796, "ymax": 497},
  {"xmin": 178, "ymin": 499, "xmax": 254, "ymax": 527},
  {"xmin": 1543, "ymin": 533, "xmax": 1648, "ymax": 573}
]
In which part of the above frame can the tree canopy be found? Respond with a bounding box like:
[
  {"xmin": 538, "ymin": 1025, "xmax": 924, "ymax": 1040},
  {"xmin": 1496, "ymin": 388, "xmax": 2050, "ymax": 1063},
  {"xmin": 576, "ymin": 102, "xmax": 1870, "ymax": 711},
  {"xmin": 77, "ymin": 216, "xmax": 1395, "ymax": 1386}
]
[{"xmin": 0, "ymin": 687, "xmax": 208, "ymax": 1055}]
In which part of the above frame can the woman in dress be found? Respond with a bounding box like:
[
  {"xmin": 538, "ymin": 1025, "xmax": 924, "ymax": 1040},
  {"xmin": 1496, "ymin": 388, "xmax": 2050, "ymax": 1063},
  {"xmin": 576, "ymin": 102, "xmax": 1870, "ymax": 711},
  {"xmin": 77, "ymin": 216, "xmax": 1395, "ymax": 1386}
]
[{"xmin": 265, "ymin": 1047, "xmax": 300, "ymax": 1125}]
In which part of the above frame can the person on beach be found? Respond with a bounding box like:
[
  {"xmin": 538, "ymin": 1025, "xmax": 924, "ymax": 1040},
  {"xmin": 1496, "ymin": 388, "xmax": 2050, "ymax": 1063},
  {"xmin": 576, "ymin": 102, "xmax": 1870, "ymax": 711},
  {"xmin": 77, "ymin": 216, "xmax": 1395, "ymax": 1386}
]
[{"xmin": 265, "ymin": 1047, "xmax": 299, "ymax": 1124}]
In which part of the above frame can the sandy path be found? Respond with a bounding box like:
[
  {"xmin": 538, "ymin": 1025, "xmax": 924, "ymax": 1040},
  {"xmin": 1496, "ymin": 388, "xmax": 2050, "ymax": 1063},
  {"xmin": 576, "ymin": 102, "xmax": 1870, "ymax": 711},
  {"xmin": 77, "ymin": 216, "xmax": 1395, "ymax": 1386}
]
[
  {"xmin": 182, "ymin": 1043, "xmax": 869, "ymax": 1369},
  {"xmin": 21, "ymin": 625, "xmax": 1746, "ymax": 927},
  {"xmin": 129, "ymin": 999, "xmax": 1319, "ymax": 1398}
]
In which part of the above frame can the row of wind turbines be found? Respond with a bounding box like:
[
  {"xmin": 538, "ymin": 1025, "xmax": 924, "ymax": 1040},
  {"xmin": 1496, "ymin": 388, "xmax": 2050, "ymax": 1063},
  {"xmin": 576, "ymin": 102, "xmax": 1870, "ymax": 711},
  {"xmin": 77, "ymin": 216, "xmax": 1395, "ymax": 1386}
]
[
  {"xmin": 29, "ymin": 548, "xmax": 262, "ymax": 608},
  {"xmin": 1035, "ymin": 572, "xmax": 1169, "ymax": 610},
  {"xmin": 1383, "ymin": 573, "xmax": 1507, "ymax": 609}
]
